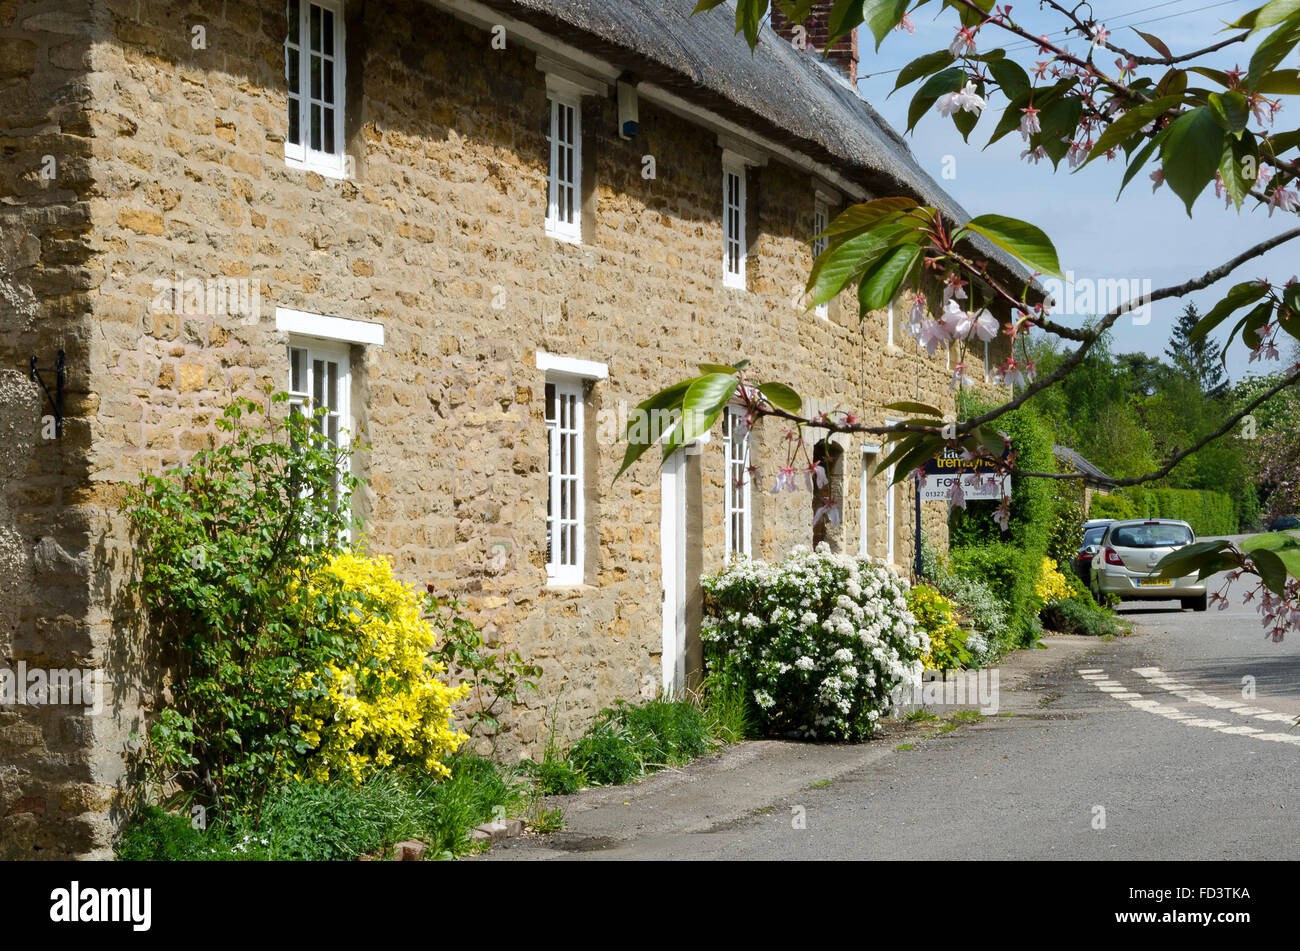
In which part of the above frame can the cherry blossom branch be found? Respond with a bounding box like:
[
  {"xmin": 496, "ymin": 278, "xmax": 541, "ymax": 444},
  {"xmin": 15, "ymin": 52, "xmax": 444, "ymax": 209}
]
[
  {"xmin": 959, "ymin": 225, "xmax": 1300, "ymax": 432},
  {"xmin": 1002, "ymin": 363, "xmax": 1300, "ymax": 483}
]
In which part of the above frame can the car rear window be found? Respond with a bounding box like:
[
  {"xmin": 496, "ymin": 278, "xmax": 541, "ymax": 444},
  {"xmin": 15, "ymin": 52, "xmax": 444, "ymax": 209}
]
[
  {"xmin": 1111, "ymin": 524, "xmax": 1193, "ymax": 548},
  {"xmin": 1081, "ymin": 527, "xmax": 1106, "ymax": 546}
]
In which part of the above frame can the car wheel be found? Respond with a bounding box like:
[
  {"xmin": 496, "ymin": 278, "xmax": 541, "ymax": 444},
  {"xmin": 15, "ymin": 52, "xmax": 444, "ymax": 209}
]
[{"xmin": 1181, "ymin": 594, "xmax": 1208, "ymax": 612}]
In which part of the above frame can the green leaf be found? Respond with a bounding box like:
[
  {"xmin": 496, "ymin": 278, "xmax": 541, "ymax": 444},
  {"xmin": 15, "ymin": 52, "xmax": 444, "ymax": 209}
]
[
  {"xmin": 1232, "ymin": 0, "xmax": 1297, "ymax": 31},
  {"xmin": 862, "ymin": 0, "xmax": 908, "ymax": 50},
  {"xmin": 907, "ymin": 68, "xmax": 966, "ymax": 133},
  {"xmin": 681, "ymin": 373, "xmax": 739, "ymax": 444},
  {"xmin": 1208, "ymin": 90, "xmax": 1250, "ymax": 136},
  {"xmin": 758, "ymin": 382, "xmax": 802, "ymax": 413},
  {"xmin": 735, "ymin": 0, "xmax": 768, "ymax": 47},
  {"xmin": 1189, "ymin": 281, "xmax": 1270, "ymax": 342},
  {"xmin": 1153, "ymin": 539, "xmax": 1237, "ymax": 578},
  {"xmin": 826, "ymin": 0, "xmax": 865, "ymax": 43},
  {"xmin": 1132, "ymin": 28, "xmax": 1172, "ymax": 58},
  {"xmin": 807, "ymin": 223, "xmax": 911, "ymax": 305},
  {"xmin": 953, "ymin": 103, "xmax": 980, "ymax": 142},
  {"xmin": 1251, "ymin": 547, "xmax": 1290, "ymax": 595},
  {"xmin": 819, "ymin": 196, "xmax": 917, "ymax": 241},
  {"xmin": 857, "ymin": 243, "xmax": 922, "ymax": 314},
  {"xmin": 1248, "ymin": 12, "xmax": 1300, "ymax": 89},
  {"xmin": 974, "ymin": 424, "xmax": 1007, "ymax": 457},
  {"xmin": 1224, "ymin": 300, "xmax": 1275, "ymax": 355},
  {"xmin": 1219, "ymin": 131, "xmax": 1258, "ymax": 209},
  {"xmin": 1255, "ymin": 68, "xmax": 1300, "ymax": 93},
  {"xmin": 1117, "ymin": 135, "xmax": 1161, "ymax": 198},
  {"xmin": 962, "ymin": 214, "xmax": 1064, "ymax": 279},
  {"xmin": 882, "ymin": 400, "xmax": 943, "ymax": 417},
  {"xmin": 893, "ymin": 51, "xmax": 956, "ymax": 95},
  {"xmin": 615, "ymin": 379, "xmax": 693, "ymax": 479},
  {"xmin": 1160, "ymin": 106, "xmax": 1225, "ymax": 215},
  {"xmin": 986, "ymin": 57, "xmax": 1031, "ymax": 100},
  {"xmin": 1086, "ymin": 95, "xmax": 1183, "ymax": 165},
  {"xmin": 1155, "ymin": 68, "xmax": 1187, "ymax": 98},
  {"xmin": 698, "ymin": 363, "xmax": 739, "ymax": 375}
]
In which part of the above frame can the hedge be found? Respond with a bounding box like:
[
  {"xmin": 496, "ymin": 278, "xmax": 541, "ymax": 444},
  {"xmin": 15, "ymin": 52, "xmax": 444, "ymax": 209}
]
[
  {"xmin": 948, "ymin": 398, "xmax": 1057, "ymax": 648},
  {"xmin": 1088, "ymin": 487, "xmax": 1236, "ymax": 536}
]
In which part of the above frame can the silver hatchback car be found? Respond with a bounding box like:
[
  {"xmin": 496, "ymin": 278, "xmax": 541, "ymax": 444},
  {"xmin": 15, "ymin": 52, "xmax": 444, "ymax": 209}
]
[{"xmin": 1090, "ymin": 518, "xmax": 1208, "ymax": 611}]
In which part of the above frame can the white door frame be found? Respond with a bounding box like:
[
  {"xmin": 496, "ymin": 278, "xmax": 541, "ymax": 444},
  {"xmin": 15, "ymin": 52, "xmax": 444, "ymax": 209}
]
[
  {"xmin": 660, "ymin": 450, "xmax": 688, "ymax": 696},
  {"xmin": 884, "ymin": 419, "xmax": 900, "ymax": 565},
  {"xmin": 860, "ymin": 442, "xmax": 881, "ymax": 557}
]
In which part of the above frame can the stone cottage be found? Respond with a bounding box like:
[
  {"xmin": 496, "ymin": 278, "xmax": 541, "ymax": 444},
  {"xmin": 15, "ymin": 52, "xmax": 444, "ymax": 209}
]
[{"xmin": 0, "ymin": 0, "xmax": 1030, "ymax": 857}]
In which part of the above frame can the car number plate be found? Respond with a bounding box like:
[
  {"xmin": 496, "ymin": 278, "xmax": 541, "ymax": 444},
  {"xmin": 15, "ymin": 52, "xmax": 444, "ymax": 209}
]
[{"xmin": 1137, "ymin": 578, "xmax": 1172, "ymax": 587}]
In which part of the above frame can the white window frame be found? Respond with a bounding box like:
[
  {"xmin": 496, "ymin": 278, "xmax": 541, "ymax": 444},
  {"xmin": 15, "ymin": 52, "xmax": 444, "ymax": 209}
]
[
  {"xmin": 537, "ymin": 352, "xmax": 606, "ymax": 586},
  {"xmin": 887, "ymin": 299, "xmax": 895, "ymax": 347},
  {"xmin": 545, "ymin": 378, "xmax": 585, "ymax": 585},
  {"xmin": 722, "ymin": 159, "xmax": 746, "ymax": 289},
  {"xmin": 545, "ymin": 92, "xmax": 582, "ymax": 244},
  {"xmin": 284, "ymin": 0, "xmax": 348, "ymax": 178},
  {"xmin": 813, "ymin": 197, "xmax": 829, "ymax": 319},
  {"xmin": 723, "ymin": 407, "xmax": 752, "ymax": 558},
  {"xmin": 286, "ymin": 336, "xmax": 352, "ymax": 537}
]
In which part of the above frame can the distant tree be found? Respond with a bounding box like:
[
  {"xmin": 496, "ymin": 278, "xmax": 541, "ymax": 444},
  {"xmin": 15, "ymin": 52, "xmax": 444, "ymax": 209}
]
[
  {"xmin": 1116, "ymin": 352, "xmax": 1172, "ymax": 398},
  {"xmin": 1165, "ymin": 303, "xmax": 1228, "ymax": 399}
]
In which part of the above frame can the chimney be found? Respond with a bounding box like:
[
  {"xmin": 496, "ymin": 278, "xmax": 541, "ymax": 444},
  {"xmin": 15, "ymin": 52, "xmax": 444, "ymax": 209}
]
[{"xmin": 770, "ymin": 2, "xmax": 860, "ymax": 84}]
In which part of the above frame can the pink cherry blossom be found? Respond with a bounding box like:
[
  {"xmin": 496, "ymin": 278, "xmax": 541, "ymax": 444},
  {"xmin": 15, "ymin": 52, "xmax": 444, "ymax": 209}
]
[{"xmin": 1018, "ymin": 104, "xmax": 1041, "ymax": 142}]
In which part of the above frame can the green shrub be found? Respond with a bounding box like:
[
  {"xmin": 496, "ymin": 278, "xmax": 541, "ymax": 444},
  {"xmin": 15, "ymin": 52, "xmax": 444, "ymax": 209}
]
[
  {"xmin": 608, "ymin": 699, "xmax": 712, "ymax": 766},
  {"xmin": 531, "ymin": 758, "xmax": 582, "ymax": 796},
  {"xmin": 1089, "ymin": 492, "xmax": 1136, "ymax": 521},
  {"xmin": 569, "ymin": 720, "xmax": 646, "ymax": 786},
  {"xmin": 1040, "ymin": 599, "xmax": 1127, "ymax": 637},
  {"xmin": 700, "ymin": 663, "xmax": 757, "ymax": 743},
  {"xmin": 701, "ymin": 547, "xmax": 926, "ymax": 741},
  {"xmin": 116, "ymin": 806, "xmax": 225, "ymax": 861},
  {"xmin": 117, "ymin": 755, "xmax": 526, "ymax": 861},
  {"xmin": 124, "ymin": 393, "xmax": 360, "ymax": 808}
]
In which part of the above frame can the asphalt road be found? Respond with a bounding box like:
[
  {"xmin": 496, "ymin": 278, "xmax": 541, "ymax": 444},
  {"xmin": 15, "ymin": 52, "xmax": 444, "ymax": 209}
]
[{"xmin": 486, "ymin": 554, "xmax": 1300, "ymax": 861}]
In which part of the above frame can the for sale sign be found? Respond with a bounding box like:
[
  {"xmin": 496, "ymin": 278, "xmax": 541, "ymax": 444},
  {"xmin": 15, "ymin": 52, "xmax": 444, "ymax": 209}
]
[{"xmin": 920, "ymin": 448, "xmax": 1008, "ymax": 502}]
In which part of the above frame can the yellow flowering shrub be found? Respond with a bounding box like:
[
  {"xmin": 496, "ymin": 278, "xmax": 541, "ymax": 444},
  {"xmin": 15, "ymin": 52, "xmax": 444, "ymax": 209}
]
[
  {"xmin": 292, "ymin": 552, "xmax": 470, "ymax": 783},
  {"xmin": 1034, "ymin": 557, "xmax": 1074, "ymax": 604},
  {"xmin": 906, "ymin": 584, "xmax": 971, "ymax": 670}
]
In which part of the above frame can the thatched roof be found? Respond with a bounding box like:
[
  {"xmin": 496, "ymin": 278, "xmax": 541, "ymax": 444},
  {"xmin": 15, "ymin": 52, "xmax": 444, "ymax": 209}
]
[{"xmin": 472, "ymin": 0, "xmax": 1034, "ymax": 286}]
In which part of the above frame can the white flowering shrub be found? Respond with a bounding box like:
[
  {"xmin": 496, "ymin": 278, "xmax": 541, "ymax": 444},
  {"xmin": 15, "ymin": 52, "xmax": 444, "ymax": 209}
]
[{"xmin": 701, "ymin": 546, "xmax": 928, "ymax": 741}]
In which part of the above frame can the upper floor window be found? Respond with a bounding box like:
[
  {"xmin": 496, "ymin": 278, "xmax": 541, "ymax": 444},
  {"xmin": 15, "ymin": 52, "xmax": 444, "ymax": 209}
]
[
  {"xmin": 723, "ymin": 407, "xmax": 752, "ymax": 557},
  {"xmin": 723, "ymin": 162, "xmax": 746, "ymax": 288},
  {"xmin": 813, "ymin": 197, "xmax": 829, "ymax": 319},
  {"xmin": 546, "ymin": 94, "xmax": 582, "ymax": 243},
  {"xmin": 285, "ymin": 0, "xmax": 347, "ymax": 177}
]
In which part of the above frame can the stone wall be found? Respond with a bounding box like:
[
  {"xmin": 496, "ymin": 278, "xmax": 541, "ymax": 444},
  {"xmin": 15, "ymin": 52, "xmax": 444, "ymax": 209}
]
[{"xmin": 2, "ymin": 0, "xmax": 1015, "ymax": 856}]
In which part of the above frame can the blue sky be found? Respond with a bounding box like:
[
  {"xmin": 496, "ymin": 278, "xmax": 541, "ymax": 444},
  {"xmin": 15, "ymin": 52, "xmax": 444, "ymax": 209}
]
[{"xmin": 851, "ymin": 0, "xmax": 1294, "ymax": 383}]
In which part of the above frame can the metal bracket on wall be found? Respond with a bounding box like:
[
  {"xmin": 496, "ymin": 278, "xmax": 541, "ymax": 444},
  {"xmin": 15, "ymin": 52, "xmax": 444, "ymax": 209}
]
[{"xmin": 29, "ymin": 350, "xmax": 65, "ymax": 438}]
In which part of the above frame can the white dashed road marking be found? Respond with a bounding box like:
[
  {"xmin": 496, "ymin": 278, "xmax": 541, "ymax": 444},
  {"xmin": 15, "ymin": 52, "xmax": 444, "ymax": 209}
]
[{"xmin": 1075, "ymin": 667, "xmax": 1300, "ymax": 748}]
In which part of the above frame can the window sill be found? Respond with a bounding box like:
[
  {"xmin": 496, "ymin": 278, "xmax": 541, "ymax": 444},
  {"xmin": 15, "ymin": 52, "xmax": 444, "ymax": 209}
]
[
  {"xmin": 544, "ymin": 580, "xmax": 595, "ymax": 593},
  {"xmin": 285, "ymin": 152, "xmax": 351, "ymax": 180},
  {"xmin": 545, "ymin": 223, "xmax": 583, "ymax": 246},
  {"xmin": 722, "ymin": 277, "xmax": 746, "ymax": 291}
]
